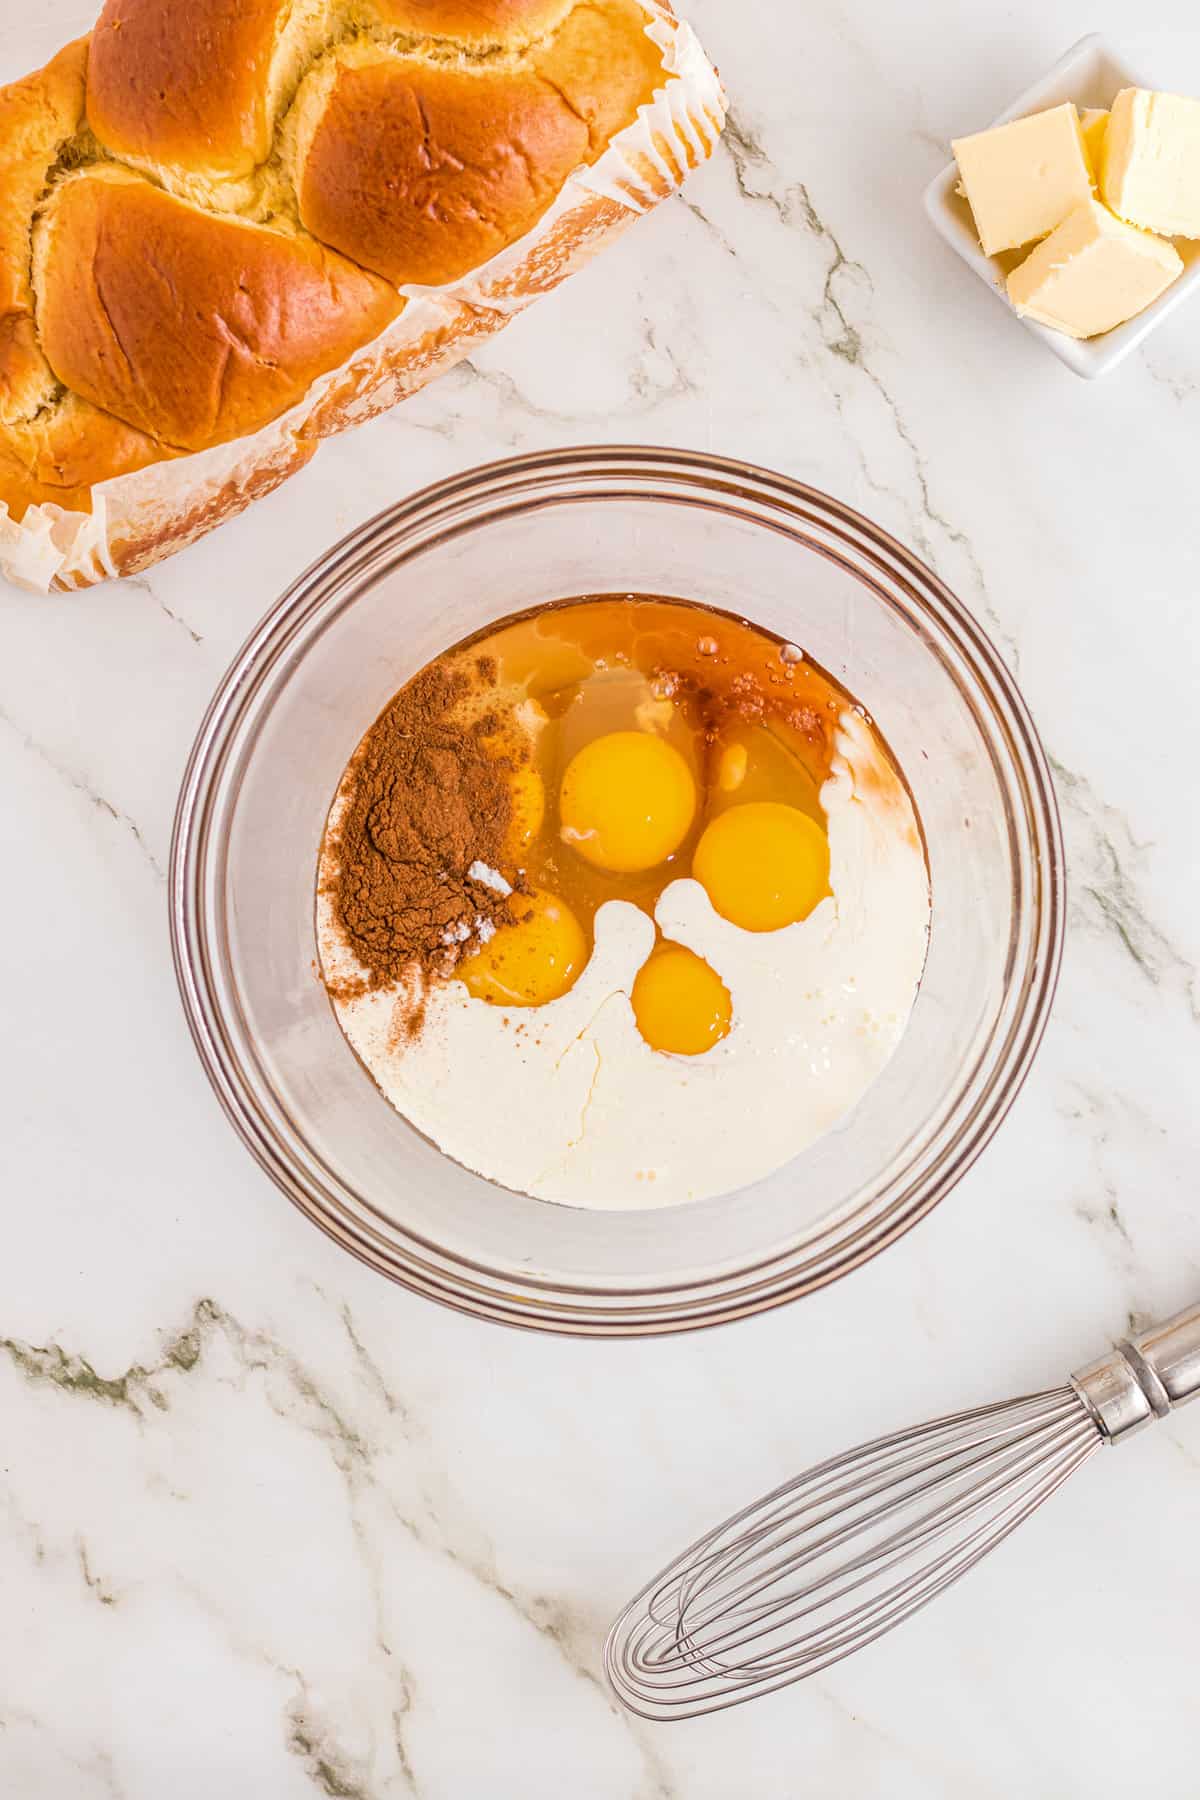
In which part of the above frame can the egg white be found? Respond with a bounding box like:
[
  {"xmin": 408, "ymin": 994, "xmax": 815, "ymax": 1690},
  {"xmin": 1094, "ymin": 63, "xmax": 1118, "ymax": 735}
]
[{"xmin": 318, "ymin": 709, "xmax": 929, "ymax": 1209}]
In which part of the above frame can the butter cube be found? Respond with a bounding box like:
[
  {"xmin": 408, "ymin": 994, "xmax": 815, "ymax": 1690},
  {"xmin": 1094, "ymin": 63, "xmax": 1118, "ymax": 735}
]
[
  {"xmin": 953, "ymin": 103, "xmax": 1093, "ymax": 254},
  {"xmin": 1007, "ymin": 197, "xmax": 1182, "ymax": 339},
  {"xmin": 1102, "ymin": 87, "xmax": 1200, "ymax": 237},
  {"xmin": 1077, "ymin": 108, "xmax": 1108, "ymax": 183}
]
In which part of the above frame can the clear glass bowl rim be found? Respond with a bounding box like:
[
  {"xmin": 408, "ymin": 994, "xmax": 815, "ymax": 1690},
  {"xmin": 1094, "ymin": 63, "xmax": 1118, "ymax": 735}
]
[{"xmin": 170, "ymin": 445, "xmax": 1065, "ymax": 1337}]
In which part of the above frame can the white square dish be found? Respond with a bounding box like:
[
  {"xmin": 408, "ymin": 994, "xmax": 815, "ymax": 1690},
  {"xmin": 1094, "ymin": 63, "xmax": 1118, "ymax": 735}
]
[{"xmin": 923, "ymin": 32, "xmax": 1200, "ymax": 378}]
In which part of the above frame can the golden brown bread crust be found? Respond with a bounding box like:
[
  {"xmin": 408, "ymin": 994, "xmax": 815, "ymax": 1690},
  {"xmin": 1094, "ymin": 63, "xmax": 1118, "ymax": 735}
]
[
  {"xmin": 0, "ymin": 38, "xmax": 87, "ymax": 425},
  {"xmin": 535, "ymin": 2, "xmax": 668, "ymax": 150},
  {"xmin": 0, "ymin": 393, "xmax": 170, "ymax": 520},
  {"xmin": 34, "ymin": 169, "xmax": 402, "ymax": 450},
  {"xmin": 86, "ymin": 0, "xmax": 581, "ymax": 184},
  {"xmin": 371, "ymin": 0, "xmax": 575, "ymax": 41},
  {"xmin": 296, "ymin": 56, "xmax": 592, "ymax": 287},
  {"xmin": 0, "ymin": 36, "xmax": 172, "ymax": 521},
  {"xmin": 0, "ymin": 0, "xmax": 722, "ymax": 585},
  {"xmin": 295, "ymin": 5, "xmax": 664, "ymax": 286},
  {"xmin": 86, "ymin": 0, "xmax": 301, "ymax": 177}
]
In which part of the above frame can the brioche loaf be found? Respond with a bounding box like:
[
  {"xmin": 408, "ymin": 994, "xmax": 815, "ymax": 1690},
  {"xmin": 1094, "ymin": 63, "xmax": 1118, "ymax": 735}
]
[{"xmin": 0, "ymin": 0, "xmax": 723, "ymax": 590}]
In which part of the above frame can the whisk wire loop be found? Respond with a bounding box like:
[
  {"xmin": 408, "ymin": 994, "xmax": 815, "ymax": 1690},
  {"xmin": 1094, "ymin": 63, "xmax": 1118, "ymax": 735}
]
[
  {"xmin": 669, "ymin": 1394, "xmax": 1089, "ymax": 1636},
  {"xmin": 663, "ymin": 1408, "xmax": 1096, "ymax": 1677},
  {"xmin": 607, "ymin": 1386, "xmax": 1103, "ymax": 1719}
]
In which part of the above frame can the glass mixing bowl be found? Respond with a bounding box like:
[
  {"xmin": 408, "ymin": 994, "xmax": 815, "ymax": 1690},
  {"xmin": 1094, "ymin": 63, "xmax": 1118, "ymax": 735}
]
[{"xmin": 171, "ymin": 448, "xmax": 1063, "ymax": 1336}]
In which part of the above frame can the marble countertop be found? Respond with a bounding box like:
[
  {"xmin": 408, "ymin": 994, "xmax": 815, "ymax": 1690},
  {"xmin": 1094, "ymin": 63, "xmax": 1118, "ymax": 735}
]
[{"xmin": 4, "ymin": 3, "xmax": 1199, "ymax": 1795}]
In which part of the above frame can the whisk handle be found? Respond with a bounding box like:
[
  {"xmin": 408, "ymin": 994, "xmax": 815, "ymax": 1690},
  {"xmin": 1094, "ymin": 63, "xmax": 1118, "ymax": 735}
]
[{"xmin": 1071, "ymin": 1300, "xmax": 1200, "ymax": 1443}]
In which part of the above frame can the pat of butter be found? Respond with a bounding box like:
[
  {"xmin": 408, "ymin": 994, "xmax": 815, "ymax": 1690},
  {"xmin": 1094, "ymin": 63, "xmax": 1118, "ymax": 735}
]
[
  {"xmin": 1007, "ymin": 197, "xmax": 1183, "ymax": 339},
  {"xmin": 1078, "ymin": 107, "xmax": 1108, "ymax": 183},
  {"xmin": 1102, "ymin": 87, "xmax": 1200, "ymax": 238},
  {"xmin": 953, "ymin": 103, "xmax": 1093, "ymax": 255}
]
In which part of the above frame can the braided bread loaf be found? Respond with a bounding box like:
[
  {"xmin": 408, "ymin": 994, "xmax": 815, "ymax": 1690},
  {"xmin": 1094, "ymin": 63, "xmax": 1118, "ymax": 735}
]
[{"xmin": 0, "ymin": 0, "xmax": 723, "ymax": 589}]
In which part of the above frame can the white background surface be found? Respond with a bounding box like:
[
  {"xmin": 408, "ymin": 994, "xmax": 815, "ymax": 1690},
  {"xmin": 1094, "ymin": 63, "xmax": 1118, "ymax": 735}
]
[{"xmin": 3, "ymin": 4, "xmax": 1199, "ymax": 1796}]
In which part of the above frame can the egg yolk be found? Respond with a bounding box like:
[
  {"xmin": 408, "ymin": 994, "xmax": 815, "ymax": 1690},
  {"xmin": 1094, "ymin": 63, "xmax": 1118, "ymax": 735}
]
[
  {"xmin": 457, "ymin": 888, "xmax": 586, "ymax": 1007},
  {"xmin": 632, "ymin": 944, "xmax": 733, "ymax": 1056},
  {"xmin": 693, "ymin": 801, "xmax": 830, "ymax": 932},
  {"xmin": 560, "ymin": 731, "xmax": 696, "ymax": 874}
]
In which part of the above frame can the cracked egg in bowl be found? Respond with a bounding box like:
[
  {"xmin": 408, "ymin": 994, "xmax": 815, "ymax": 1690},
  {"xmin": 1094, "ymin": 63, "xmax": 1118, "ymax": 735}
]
[{"xmin": 171, "ymin": 450, "xmax": 1063, "ymax": 1333}]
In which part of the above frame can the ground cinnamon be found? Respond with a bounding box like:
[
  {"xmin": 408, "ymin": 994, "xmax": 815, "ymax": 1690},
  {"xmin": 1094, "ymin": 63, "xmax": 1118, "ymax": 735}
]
[{"xmin": 321, "ymin": 657, "xmax": 519, "ymax": 996}]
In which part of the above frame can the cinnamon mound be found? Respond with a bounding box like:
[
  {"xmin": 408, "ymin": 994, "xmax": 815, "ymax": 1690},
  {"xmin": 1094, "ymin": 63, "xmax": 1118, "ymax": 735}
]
[{"xmin": 322, "ymin": 658, "xmax": 518, "ymax": 995}]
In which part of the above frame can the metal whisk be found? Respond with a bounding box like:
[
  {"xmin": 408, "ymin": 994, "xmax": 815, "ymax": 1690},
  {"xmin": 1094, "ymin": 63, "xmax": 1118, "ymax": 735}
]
[{"xmin": 606, "ymin": 1301, "xmax": 1200, "ymax": 1720}]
